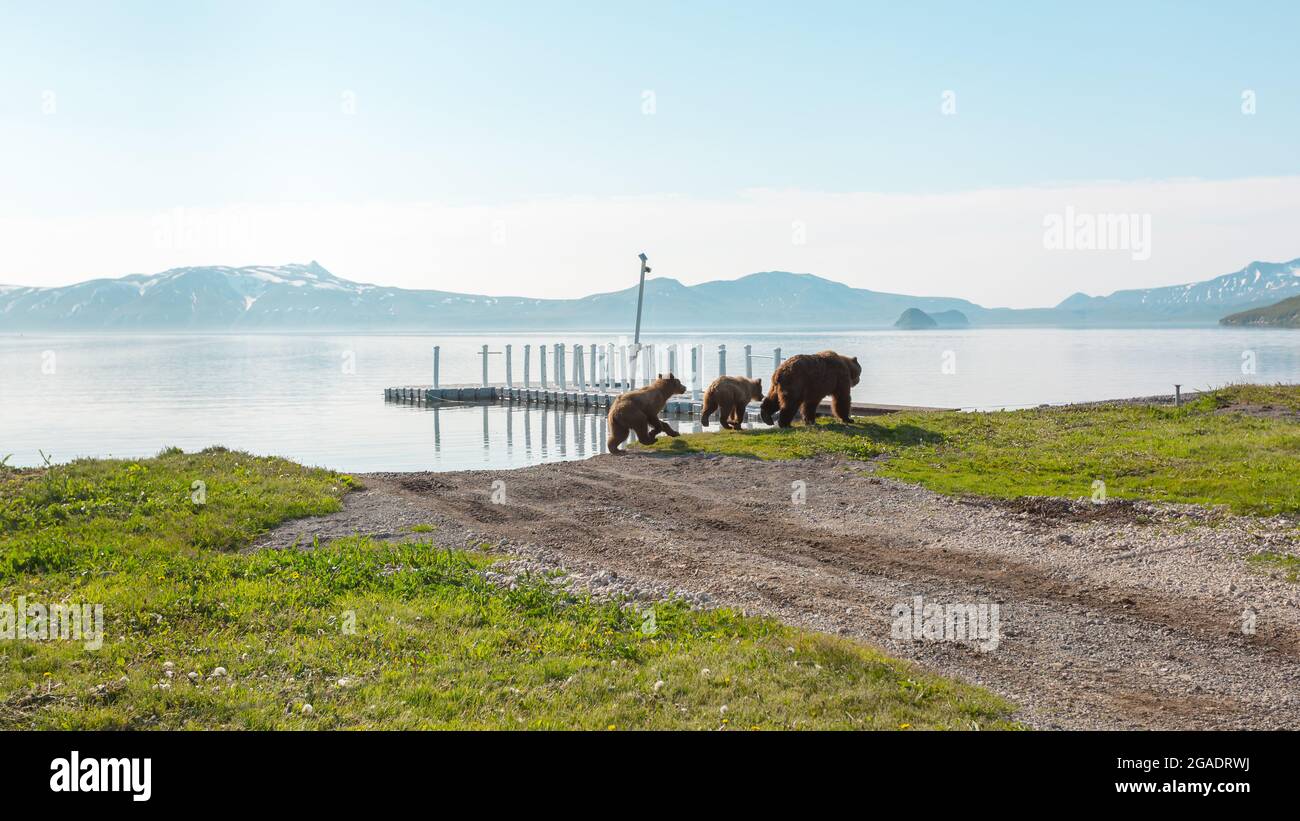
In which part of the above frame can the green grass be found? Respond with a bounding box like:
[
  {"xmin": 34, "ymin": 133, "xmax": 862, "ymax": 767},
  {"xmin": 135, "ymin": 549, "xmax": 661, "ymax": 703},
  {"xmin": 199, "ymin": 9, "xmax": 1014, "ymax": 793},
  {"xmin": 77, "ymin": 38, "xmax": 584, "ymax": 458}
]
[
  {"xmin": 0, "ymin": 448, "xmax": 1017, "ymax": 730},
  {"xmin": 647, "ymin": 384, "xmax": 1300, "ymax": 517},
  {"xmin": 1248, "ymin": 552, "xmax": 1300, "ymax": 582}
]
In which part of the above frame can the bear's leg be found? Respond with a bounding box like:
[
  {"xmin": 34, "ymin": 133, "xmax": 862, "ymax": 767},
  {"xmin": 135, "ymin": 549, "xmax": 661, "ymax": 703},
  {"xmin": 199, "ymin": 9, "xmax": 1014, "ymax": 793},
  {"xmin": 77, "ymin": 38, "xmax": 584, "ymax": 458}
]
[
  {"xmin": 633, "ymin": 420, "xmax": 658, "ymax": 445},
  {"xmin": 728, "ymin": 402, "xmax": 745, "ymax": 429},
  {"xmin": 800, "ymin": 396, "xmax": 821, "ymax": 425},
  {"xmin": 651, "ymin": 416, "xmax": 679, "ymax": 437},
  {"xmin": 776, "ymin": 391, "xmax": 799, "ymax": 428},
  {"xmin": 832, "ymin": 387, "xmax": 853, "ymax": 423},
  {"xmin": 607, "ymin": 419, "xmax": 629, "ymax": 454},
  {"xmin": 700, "ymin": 395, "xmax": 717, "ymax": 427}
]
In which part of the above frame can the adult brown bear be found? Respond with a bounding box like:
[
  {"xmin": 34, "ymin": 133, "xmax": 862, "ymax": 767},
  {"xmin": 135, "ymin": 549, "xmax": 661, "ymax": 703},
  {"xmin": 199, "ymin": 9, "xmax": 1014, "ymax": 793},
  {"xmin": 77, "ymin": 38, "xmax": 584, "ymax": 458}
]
[
  {"xmin": 606, "ymin": 373, "xmax": 687, "ymax": 454},
  {"xmin": 759, "ymin": 351, "xmax": 860, "ymax": 428},
  {"xmin": 701, "ymin": 376, "xmax": 763, "ymax": 430}
]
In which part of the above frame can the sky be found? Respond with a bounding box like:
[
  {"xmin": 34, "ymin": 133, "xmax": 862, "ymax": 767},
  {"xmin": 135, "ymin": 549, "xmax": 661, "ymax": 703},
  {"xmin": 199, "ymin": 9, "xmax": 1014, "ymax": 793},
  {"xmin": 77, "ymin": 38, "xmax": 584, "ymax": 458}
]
[{"xmin": 1, "ymin": 0, "xmax": 1298, "ymax": 307}]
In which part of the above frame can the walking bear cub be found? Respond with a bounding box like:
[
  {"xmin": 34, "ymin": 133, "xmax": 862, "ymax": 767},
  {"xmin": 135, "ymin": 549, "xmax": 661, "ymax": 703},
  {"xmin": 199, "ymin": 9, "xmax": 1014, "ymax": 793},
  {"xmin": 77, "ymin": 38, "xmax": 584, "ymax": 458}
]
[
  {"xmin": 759, "ymin": 350, "xmax": 860, "ymax": 427},
  {"xmin": 701, "ymin": 376, "xmax": 763, "ymax": 430},
  {"xmin": 606, "ymin": 373, "xmax": 687, "ymax": 454}
]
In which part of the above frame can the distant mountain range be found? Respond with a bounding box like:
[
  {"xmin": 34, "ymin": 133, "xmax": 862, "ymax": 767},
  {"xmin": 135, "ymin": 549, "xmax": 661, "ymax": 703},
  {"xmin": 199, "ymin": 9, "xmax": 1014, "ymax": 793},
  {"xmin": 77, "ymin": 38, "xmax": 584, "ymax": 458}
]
[{"xmin": 1, "ymin": 257, "xmax": 1298, "ymax": 331}]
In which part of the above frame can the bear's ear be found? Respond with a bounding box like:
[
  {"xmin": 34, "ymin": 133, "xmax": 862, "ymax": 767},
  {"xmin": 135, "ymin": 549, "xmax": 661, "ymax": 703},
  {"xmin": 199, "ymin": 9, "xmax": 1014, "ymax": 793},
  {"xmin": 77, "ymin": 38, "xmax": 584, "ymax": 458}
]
[
  {"xmin": 656, "ymin": 373, "xmax": 662, "ymax": 379},
  {"xmin": 853, "ymin": 356, "xmax": 859, "ymax": 362}
]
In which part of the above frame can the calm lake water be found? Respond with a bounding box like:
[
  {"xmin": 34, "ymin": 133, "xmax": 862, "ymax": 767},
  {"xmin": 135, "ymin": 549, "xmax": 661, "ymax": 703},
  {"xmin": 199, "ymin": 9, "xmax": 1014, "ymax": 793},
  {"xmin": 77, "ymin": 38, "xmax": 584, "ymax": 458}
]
[{"xmin": 1, "ymin": 329, "xmax": 1296, "ymax": 471}]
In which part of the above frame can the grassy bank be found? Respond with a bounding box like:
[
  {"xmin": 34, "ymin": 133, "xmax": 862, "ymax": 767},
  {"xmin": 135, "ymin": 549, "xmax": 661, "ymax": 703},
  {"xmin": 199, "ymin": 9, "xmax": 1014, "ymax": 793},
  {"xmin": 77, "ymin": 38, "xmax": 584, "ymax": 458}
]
[
  {"xmin": 0, "ymin": 449, "xmax": 1017, "ymax": 730},
  {"xmin": 648, "ymin": 384, "xmax": 1300, "ymax": 517}
]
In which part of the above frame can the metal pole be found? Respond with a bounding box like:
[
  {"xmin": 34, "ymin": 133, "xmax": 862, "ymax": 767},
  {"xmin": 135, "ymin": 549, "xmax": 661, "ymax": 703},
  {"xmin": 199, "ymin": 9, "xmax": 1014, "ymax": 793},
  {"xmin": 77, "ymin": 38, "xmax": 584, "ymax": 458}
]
[
  {"xmin": 589, "ymin": 344, "xmax": 597, "ymax": 390},
  {"xmin": 574, "ymin": 344, "xmax": 584, "ymax": 391},
  {"xmin": 1174, "ymin": 384, "xmax": 1182, "ymax": 407},
  {"xmin": 433, "ymin": 346, "xmax": 440, "ymax": 389},
  {"xmin": 481, "ymin": 344, "xmax": 489, "ymax": 387},
  {"xmin": 774, "ymin": 347, "xmax": 782, "ymax": 370},
  {"xmin": 540, "ymin": 344, "xmax": 548, "ymax": 388},
  {"xmin": 744, "ymin": 344, "xmax": 753, "ymax": 378},
  {"xmin": 718, "ymin": 344, "xmax": 727, "ymax": 376},
  {"xmin": 556, "ymin": 343, "xmax": 565, "ymax": 389},
  {"xmin": 505, "ymin": 344, "xmax": 513, "ymax": 389},
  {"xmin": 523, "ymin": 344, "xmax": 531, "ymax": 389},
  {"xmin": 634, "ymin": 253, "xmax": 650, "ymax": 345}
]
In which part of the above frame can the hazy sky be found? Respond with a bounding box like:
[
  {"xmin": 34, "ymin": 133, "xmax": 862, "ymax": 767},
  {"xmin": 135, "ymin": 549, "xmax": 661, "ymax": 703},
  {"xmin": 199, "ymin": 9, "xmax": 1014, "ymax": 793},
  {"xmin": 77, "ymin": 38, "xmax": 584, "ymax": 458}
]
[{"xmin": 2, "ymin": 1, "xmax": 1298, "ymax": 307}]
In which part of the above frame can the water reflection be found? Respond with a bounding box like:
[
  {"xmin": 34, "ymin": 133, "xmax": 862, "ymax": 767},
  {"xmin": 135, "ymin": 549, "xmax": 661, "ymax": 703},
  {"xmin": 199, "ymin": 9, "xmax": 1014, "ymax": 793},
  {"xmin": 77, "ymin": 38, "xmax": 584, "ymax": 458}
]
[{"xmin": 402, "ymin": 400, "xmax": 722, "ymax": 472}]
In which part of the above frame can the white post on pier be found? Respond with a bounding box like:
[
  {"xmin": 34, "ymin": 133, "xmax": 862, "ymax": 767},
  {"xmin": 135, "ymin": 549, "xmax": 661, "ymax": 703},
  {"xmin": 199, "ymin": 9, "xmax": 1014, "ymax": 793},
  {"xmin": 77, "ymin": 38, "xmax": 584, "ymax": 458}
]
[
  {"xmin": 556, "ymin": 343, "xmax": 566, "ymax": 389},
  {"xmin": 505, "ymin": 344, "xmax": 514, "ymax": 389},
  {"xmin": 574, "ymin": 344, "xmax": 585, "ymax": 391},
  {"xmin": 668, "ymin": 344, "xmax": 678, "ymax": 377},
  {"xmin": 523, "ymin": 344, "xmax": 532, "ymax": 388},
  {"xmin": 539, "ymin": 345, "xmax": 548, "ymax": 388},
  {"xmin": 691, "ymin": 344, "xmax": 703, "ymax": 399},
  {"xmin": 606, "ymin": 343, "xmax": 615, "ymax": 389},
  {"xmin": 621, "ymin": 345, "xmax": 633, "ymax": 390},
  {"xmin": 774, "ymin": 347, "xmax": 782, "ymax": 370},
  {"xmin": 433, "ymin": 346, "xmax": 440, "ymax": 389},
  {"xmin": 744, "ymin": 344, "xmax": 753, "ymax": 378},
  {"xmin": 480, "ymin": 344, "xmax": 489, "ymax": 387},
  {"xmin": 589, "ymin": 344, "xmax": 597, "ymax": 390},
  {"xmin": 718, "ymin": 344, "xmax": 727, "ymax": 377}
]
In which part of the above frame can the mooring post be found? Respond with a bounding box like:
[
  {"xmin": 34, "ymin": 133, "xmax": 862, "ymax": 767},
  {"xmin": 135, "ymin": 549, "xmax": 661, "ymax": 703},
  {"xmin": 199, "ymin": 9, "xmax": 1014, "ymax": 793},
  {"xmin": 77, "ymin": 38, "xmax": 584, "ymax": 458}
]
[
  {"xmin": 1174, "ymin": 384, "xmax": 1182, "ymax": 407},
  {"xmin": 692, "ymin": 344, "xmax": 703, "ymax": 399},
  {"xmin": 607, "ymin": 343, "xmax": 615, "ymax": 389},
  {"xmin": 480, "ymin": 344, "xmax": 489, "ymax": 387},
  {"xmin": 744, "ymin": 344, "xmax": 753, "ymax": 378},
  {"xmin": 556, "ymin": 343, "xmax": 566, "ymax": 389},
  {"xmin": 718, "ymin": 344, "xmax": 727, "ymax": 377},
  {"xmin": 589, "ymin": 343, "xmax": 597, "ymax": 390},
  {"xmin": 539, "ymin": 345, "xmax": 548, "ymax": 388},
  {"xmin": 433, "ymin": 345, "xmax": 440, "ymax": 389},
  {"xmin": 574, "ymin": 344, "xmax": 585, "ymax": 391},
  {"xmin": 505, "ymin": 344, "xmax": 513, "ymax": 389},
  {"xmin": 523, "ymin": 344, "xmax": 532, "ymax": 388},
  {"xmin": 773, "ymin": 347, "xmax": 782, "ymax": 370},
  {"xmin": 668, "ymin": 344, "xmax": 678, "ymax": 376}
]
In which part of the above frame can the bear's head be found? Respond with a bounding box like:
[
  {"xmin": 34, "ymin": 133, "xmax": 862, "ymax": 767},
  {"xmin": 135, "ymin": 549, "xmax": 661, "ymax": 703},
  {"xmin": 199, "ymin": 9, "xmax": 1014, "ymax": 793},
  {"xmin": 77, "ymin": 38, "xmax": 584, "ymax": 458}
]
[
  {"xmin": 656, "ymin": 373, "xmax": 687, "ymax": 395},
  {"xmin": 847, "ymin": 356, "xmax": 861, "ymax": 386},
  {"xmin": 749, "ymin": 378, "xmax": 764, "ymax": 401}
]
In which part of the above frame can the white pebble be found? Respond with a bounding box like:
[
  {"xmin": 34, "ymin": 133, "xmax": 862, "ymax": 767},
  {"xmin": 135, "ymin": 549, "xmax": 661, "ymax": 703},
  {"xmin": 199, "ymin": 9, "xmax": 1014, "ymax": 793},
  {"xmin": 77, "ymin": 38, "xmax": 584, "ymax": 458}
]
[
  {"xmin": 653, "ymin": 680, "xmax": 665, "ymax": 692},
  {"xmin": 301, "ymin": 703, "xmax": 314, "ymax": 715}
]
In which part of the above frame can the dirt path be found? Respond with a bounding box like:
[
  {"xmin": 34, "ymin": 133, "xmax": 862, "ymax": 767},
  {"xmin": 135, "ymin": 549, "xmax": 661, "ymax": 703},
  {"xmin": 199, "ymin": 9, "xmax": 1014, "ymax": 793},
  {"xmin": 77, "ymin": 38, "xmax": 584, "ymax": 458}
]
[{"xmin": 254, "ymin": 452, "xmax": 1300, "ymax": 730}]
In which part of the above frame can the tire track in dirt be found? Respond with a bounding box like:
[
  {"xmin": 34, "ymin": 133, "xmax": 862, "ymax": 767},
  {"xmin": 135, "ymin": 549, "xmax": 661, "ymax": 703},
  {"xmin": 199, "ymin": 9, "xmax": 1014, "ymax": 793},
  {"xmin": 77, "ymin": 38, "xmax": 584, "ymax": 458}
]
[{"xmin": 255, "ymin": 452, "xmax": 1300, "ymax": 729}]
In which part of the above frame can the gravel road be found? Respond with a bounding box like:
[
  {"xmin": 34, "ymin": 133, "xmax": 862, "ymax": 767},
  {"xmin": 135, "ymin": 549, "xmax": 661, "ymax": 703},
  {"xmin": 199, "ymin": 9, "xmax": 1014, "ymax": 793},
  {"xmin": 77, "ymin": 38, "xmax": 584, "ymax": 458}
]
[{"xmin": 253, "ymin": 452, "xmax": 1300, "ymax": 730}]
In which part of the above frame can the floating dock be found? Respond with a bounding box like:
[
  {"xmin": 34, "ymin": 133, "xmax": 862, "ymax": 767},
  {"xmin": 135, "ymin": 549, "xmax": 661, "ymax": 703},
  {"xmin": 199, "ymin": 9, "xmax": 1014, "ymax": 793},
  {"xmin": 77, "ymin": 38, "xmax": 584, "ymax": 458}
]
[
  {"xmin": 383, "ymin": 384, "xmax": 951, "ymax": 417},
  {"xmin": 383, "ymin": 342, "xmax": 954, "ymax": 418}
]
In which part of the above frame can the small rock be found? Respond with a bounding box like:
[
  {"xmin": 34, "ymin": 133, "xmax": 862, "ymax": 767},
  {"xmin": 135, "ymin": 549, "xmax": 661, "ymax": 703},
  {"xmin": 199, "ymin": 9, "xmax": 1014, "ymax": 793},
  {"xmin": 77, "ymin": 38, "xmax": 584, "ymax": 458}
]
[
  {"xmin": 653, "ymin": 680, "xmax": 665, "ymax": 693},
  {"xmin": 210, "ymin": 667, "xmax": 228, "ymax": 678},
  {"xmin": 301, "ymin": 703, "xmax": 314, "ymax": 715}
]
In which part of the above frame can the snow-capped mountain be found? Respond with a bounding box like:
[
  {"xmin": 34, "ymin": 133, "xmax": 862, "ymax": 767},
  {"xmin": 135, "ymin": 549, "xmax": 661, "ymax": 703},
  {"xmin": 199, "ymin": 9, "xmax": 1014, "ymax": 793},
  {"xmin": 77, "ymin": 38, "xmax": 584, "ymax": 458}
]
[
  {"xmin": 2, "ymin": 258, "xmax": 1297, "ymax": 331},
  {"xmin": 1055, "ymin": 259, "xmax": 1300, "ymax": 323}
]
